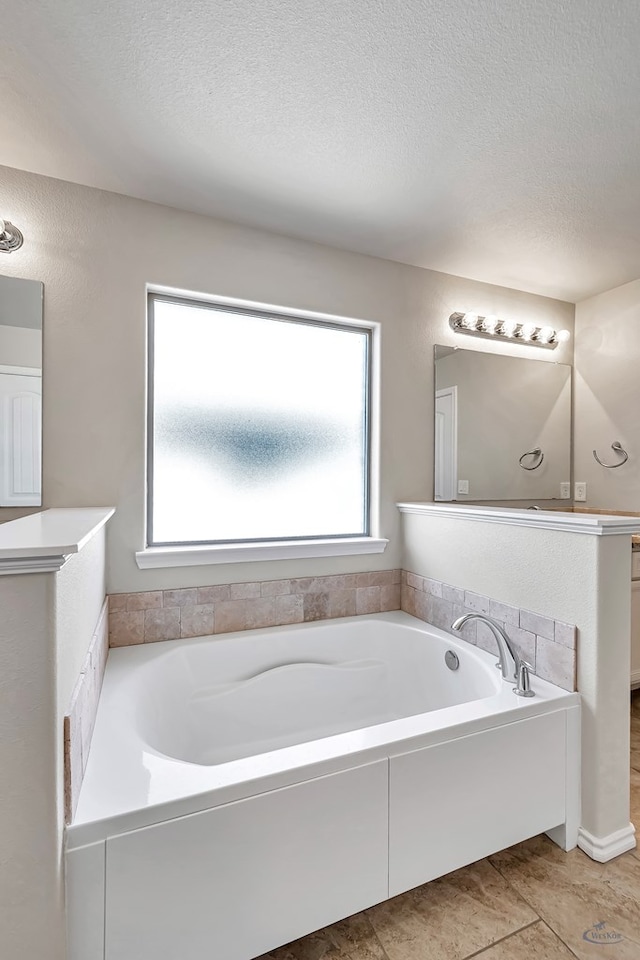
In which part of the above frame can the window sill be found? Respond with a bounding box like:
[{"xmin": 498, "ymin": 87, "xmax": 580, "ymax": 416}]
[{"xmin": 135, "ymin": 537, "xmax": 389, "ymax": 569}]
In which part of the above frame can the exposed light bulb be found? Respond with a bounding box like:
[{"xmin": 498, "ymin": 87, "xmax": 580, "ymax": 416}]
[
  {"xmin": 483, "ymin": 314, "xmax": 498, "ymax": 333},
  {"xmin": 462, "ymin": 312, "xmax": 478, "ymax": 329},
  {"xmin": 521, "ymin": 323, "xmax": 536, "ymax": 341},
  {"xmin": 538, "ymin": 326, "xmax": 554, "ymax": 344},
  {"xmin": 501, "ymin": 319, "xmax": 517, "ymax": 337},
  {"xmin": 556, "ymin": 329, "xmax": 571, "ymax": 343}
]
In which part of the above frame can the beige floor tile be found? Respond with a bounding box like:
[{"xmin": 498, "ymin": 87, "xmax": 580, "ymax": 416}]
[
  {"xmin": 490, "ymin": 835, "xmax": 640, "ymax": 959},
  {"xmin": 631, "ymin": 714, "xmax": 640, "ymax": 772},
  {"xmin": 257, "ymin": 912, "xmax": 390, "ymax": 960},
  {"xmin": 475, "ymin": 921, "xmax": 575, "ymax": 959},
  {"xmin": 365, "ymin": 859, "xmax": 536, "ymax": 960}
]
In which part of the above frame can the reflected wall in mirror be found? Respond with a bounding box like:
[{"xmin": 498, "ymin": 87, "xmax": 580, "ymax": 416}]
[
  {"xmin": 434, "ymin": 345, "xmax": 571, "ymax": 502},
  {"xmin": 0, "ymin": 275, "xmax": 43, "ymax": 506}
]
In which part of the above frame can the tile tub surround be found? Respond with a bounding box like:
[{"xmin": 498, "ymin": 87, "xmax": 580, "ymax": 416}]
[
  {"xmin": 401, "ymin": 571, "xmax": 577, "ymax": 692},
  {"xmin": 64, "ymin": 598, "xmax": 109, "ymax": 822},
  {"xmin": 108, "ymin": 570, "xmax": 402, "ymax": 647}
]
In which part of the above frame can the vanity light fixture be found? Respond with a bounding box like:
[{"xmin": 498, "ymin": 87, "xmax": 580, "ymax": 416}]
[
  {"xmin": 449, "ymin": 312, "xmax": 571, "ymax": 350},
  {"xmin": 0, "ymin": 219, "xmax": 24, "ymax": 253}
]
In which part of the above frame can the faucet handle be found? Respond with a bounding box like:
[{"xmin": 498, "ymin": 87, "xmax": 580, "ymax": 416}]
[{"xmin": 514, "ymin": 660, "xmax": 535, "ymax": 698}]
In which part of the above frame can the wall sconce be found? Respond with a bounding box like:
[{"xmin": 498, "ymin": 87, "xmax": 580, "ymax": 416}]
[
  {"xmin": 0, "ymin": 219, "xmax": 24, "ymax": 253},
  {"xmin": 449, "ymin": 312, "xmax": 570, "ymax": 350}
]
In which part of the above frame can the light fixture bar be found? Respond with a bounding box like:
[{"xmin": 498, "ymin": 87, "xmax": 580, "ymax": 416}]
[{"xmin": 449, "ymin": 312, "xmax": 570, "ymax": 349}]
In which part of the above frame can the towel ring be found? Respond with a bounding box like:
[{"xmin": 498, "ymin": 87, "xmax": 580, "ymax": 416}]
[
  {"xmin": 519, "ymin": 447, "xmax": 544, "ymax": 470},
  {"xmin": 592, "ymin": 441, "xmax": 629, "ymax": 468}
]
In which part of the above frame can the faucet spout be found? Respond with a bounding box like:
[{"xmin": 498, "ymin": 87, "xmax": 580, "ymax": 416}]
[{"xmin": 452, "ymin": 613, "xmax": 520, "ymax": 683}]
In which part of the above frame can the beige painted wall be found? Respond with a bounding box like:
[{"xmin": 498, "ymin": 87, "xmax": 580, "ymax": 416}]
[
  {"xmin": 402, "ymin": 511, "xmax": 632, "ymax": 844},
  {"xmin": 0, "ymin": 163, "xmax": 574, "ymax": 592},
  {"xmin": 574, "ymin": 279, "xmax": 640, "ymax": 510},
  {"xmin": 436, "ymin": 349, "xmax": 571, "ymax": 501}
]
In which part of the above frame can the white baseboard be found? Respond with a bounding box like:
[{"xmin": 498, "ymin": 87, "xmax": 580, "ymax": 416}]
[{"xmin": 577, "ymin": 824, "xmax": 636, "ymax": 862}]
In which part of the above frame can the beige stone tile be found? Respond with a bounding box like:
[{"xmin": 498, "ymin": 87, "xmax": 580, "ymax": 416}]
[
  {"xmin": 109, "ymin": 610, "xmax": 144, "ymax": 646},
  {"xmin": 357, "ymin": 571, "xmax": 396, "ymax": 587},
  {"xmin": 356, "ymin": 586, "xmax": 381, "ymax": 615},
  {"xmin": 380, "ymin": 584, "xmax": 401, "ymax": 612},
  {"xmin": 292, "ymin": 577, "xmax": 335, "ymax": 595},
  {"xmin": 303, "ymin": 593, "xmax": 330, "ymax": 622},
  {"xmin": 464, "ymin": 591, "xmax": 490, "ymax": 615},
  {"xmin": 401, "ymin": 584, "xmax": 416, "ymax": 618},
  {"xmin": 391, "ymin": 569, "xmax": 402, "ymax": 584},
  {"xmin": 423, "ymin": 578, "xmax": 443, "ymax": 598},
  {"xmin": 215, "ymin": 598, "xmax": 276, "ymax": 633},
  {"xmin": 554, "ymin": 620, "xmax": 577, "ymax": 650},
  {"xmin": 328, "ymin": 589, "xmax": 357, "ymax": 619},
  {"xmin": 490, "ymin": 835, "xmax": 640, "ymax": 959},
  {"xmin": 180, "ymin": 604, "xmax": 214, "ymax": 639},
  {"xmin": 163, "ymin": 587, "xmax": 198, "ymax": 607},
  {"xmin": 489, "ymin": 599, "xmax": 520, "ymax": 627},
  {"xmin": 143, "ymin": 607, "xmax": 180, "ymax": 643},
  {"xmin": 261, "ymin": 579, "xmax": 291, "ymax": 597},
  {"xmin": 442, "ymin": 583, "xmax": 464, "ymax": 605},
  {"xmin": 108, "ymin": 593, "xmax": 128, "ymax": 612},
  {"xmin": 275, "ymin": 594, "xmax": 304, "ymax": 625},
  {"xmin": 406, "ymin": 572, "xmax": 424, "ymax": 591},
  {"xmin": 535, "ymin": 636, "xmax": 575, "ymax": 691},
  {"xmin": 258, "ymin": 911, "xmax": 390, "ymax": 959},
  {"xmin": 414, "ymin": 589, "xmax": 432, "ymax": 623},
  {"xmin": 478, "ymin": 921, "xmax": 575, "ymax": 959},
  {"xmin": 367, "ymin": 858, "xmax": 536, "ymax": 960},
  {"xmin": 197, "ymin": 584, "xmax": 231, "ymax": 604},
  {"xmin": 520, "ymin": 609, "xmax": 555, "ymax": 641},
  {"xmin": 230, "ymin": 581, "xmax": 262, "ymax": 600},
  {"xmin": 126, "ymin": 591, "xmax": 163, "ymax": 611}
]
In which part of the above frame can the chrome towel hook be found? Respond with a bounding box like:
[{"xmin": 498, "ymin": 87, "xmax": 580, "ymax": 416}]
[
  {"xmin": 592, "ymin": 441, "xmax": 629, "ymax": 468},
  {"xmin": 519, "ymin": 447, "xmax": 544, "ymax": 470}
]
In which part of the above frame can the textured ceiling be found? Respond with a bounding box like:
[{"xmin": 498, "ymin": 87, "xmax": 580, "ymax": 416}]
[{"xmin": 2, "ymin": 0, "xmax": 640, "ymax": 302}]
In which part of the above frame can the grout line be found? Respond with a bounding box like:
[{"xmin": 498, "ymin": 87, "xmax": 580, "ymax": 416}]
[
  {"xmin": 539, "ymin": 918, "xmax": 581, "ymax": 959},
  {"xmin": 460, "ymin": 919, "xmax": 541, "ymax": 960}
]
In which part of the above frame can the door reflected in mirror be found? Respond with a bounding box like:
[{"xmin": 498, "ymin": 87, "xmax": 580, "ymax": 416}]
[
  {"xmin": 0, "ymin": 275, "xmax": 43, "ymax": 507},
  {"xmin": 434, "ymin": 345, "xmax": 571, "ymax": 502}
]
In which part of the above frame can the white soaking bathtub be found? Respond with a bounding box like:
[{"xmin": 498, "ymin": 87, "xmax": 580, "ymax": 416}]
[{"xmin": 66, "ymin": 611, "xmax": 581, "ymax": 960}]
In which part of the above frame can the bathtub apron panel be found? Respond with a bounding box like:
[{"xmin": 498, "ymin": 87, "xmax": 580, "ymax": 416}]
[
  {"xmin": 104, "ymin": 760, "xmax": 388, "ymax": 960},
  {"xmin": 389, "ymin": 710, "xmax": 567, "ymax": 896}
]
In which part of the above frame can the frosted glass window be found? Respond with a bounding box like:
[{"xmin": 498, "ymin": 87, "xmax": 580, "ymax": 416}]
[{"xmin": 148, "ymin": 296, "xmax": 371, "ymax": 545}]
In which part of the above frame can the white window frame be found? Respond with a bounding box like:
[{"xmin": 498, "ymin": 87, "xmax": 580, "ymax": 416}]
[{"xmin": 136, "ymin": 288, "xmax": 386, "ymax": 569}]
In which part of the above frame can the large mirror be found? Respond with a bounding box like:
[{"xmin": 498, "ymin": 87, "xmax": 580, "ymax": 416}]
[
  {"xmin": 434, "ymin": 345, "xmax": 571, "ymax": 502},
  {"xmin": 0, "ymin": 275, "xmax": 43, "ymax": 506}
]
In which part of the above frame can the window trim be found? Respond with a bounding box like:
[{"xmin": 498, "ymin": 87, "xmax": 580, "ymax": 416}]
[{"xmin": 143, "ymin": 289, "xmax": 385, "ymax": 564}]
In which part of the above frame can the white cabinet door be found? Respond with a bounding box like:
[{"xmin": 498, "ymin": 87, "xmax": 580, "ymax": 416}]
[
  {"xmin": 105, "ymin": 761, "xmax": 388, "ymax": 960},
  {"xmin": 389, "ymin": 711, "xmax": 566, "ymax": 897},
  {"xmin": 631, "ymin": 581, "xmax": 640, "ymax": 688}
]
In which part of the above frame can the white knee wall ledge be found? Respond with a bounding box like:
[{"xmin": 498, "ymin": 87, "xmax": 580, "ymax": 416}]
[{"xmin": 0, "ymin": 507, "xmax": 115, "ymax": 574}]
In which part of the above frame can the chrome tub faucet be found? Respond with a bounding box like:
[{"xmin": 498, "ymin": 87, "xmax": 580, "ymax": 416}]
[{"xmin": 452, "ymin": 613, "xmax": 534, "ymax": 698}]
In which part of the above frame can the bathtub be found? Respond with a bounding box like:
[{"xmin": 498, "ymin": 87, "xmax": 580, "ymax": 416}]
[{"xmin": 66, "ymin": 611, "xmax": 580, "ymax": 960}]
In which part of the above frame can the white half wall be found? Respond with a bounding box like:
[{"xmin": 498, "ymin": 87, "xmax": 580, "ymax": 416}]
[{"xmin": 401, "ymin": 508, "xmax": 632, "ymax": 852}]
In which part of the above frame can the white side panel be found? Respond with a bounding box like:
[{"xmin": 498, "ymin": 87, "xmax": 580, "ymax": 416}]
[
  {"xmin": 631, "ymin": 581, "xmax": 640, "ymax": 688},
  {"xmin": 66, "ymin": 841, "xmax": 106, "ymax": 960},
  {"xmin": 389, "ymin": 711, "xmax": 566, "ymax": 896},
  {"xmin": 105, "ymin": 761, "xmax": 388, "ymax": 960}
]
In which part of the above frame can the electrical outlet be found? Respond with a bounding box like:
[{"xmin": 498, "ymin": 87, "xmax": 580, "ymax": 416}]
[
  {"xmin": 574, "ymin": 481, "xmax": 587, "ymax": 502},
  {"xmin": 457, "ymin": 480, "xmax": 469, "ymax": 495},
  {"xmin": 560, "ymin": 482, "xmax": 571, "ymax": 499}
]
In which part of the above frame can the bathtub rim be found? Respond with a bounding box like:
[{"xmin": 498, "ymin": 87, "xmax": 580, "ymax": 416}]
[{"xmin": 67, "ymin": 611, "xmax": 580, "ymax": 849}]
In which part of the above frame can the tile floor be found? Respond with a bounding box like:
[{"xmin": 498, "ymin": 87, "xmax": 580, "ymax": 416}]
[{"xmin": 259, "ymin": 694, "xmax": 640, "ymax": 960}]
